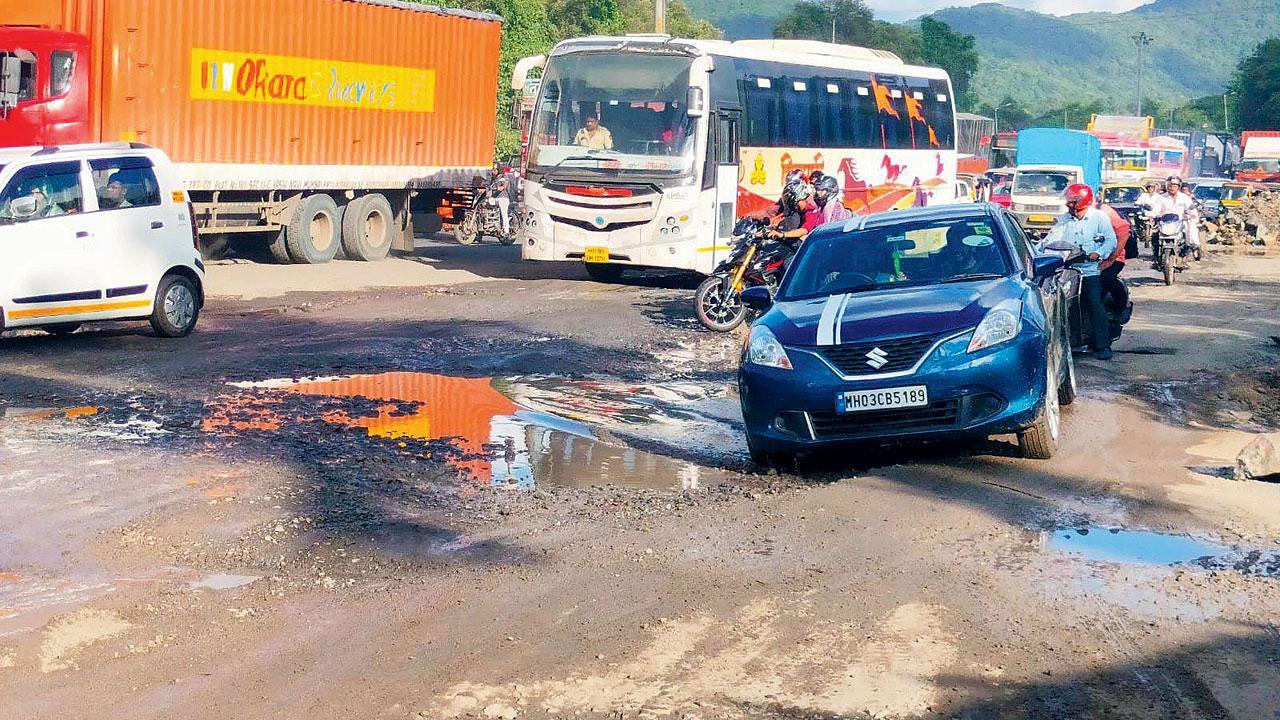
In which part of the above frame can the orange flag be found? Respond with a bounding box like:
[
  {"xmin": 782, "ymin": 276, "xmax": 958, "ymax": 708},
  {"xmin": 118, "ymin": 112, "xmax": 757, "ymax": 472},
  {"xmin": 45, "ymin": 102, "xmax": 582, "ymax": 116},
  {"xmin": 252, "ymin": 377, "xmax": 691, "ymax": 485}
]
[
  {"xmin": 927, "ymin": 125, "xmax": 940, "ymax": 148},
  {"xmin": 870, "ymin": 78, "xmax": 899, "ymax": 119},
  {"xmin": 904, "ymin": 93, "xmax": 926, "ymax": 124}
]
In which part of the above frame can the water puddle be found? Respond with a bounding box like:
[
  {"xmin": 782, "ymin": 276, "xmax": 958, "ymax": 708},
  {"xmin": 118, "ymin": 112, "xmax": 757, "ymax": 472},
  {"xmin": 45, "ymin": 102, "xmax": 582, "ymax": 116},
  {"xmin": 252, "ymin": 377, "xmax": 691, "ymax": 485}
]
[
  {"xmin": 188, "ymin": 573, "xmax": 259, "ymax": 591},
  {"xmin": 201, "ymin": 372, "xmax": 723, "ymax": 492},
  {"xmin": 1045, "ymin": 526, "xmax": 1279, "ymax": 578}
]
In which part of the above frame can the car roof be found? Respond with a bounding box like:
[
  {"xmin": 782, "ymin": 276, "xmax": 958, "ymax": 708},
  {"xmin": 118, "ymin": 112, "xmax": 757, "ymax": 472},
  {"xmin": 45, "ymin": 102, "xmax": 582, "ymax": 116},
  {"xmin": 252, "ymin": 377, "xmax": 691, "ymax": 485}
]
[
  {"xmin": 0, "ymin": 143, "xmax": 163, "ymax": 165},
  {"xmin": 833, "ymin": 203, "xmax": 999, "ymax": 234}
]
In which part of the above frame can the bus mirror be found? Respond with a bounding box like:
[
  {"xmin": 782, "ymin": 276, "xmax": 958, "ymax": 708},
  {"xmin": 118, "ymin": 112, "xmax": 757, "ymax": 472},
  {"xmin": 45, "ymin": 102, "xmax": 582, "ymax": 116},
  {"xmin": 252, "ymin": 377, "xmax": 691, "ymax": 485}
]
[
  {"xmin": 0, "ymin": 56, "xmax": 21, "ymax": 114},
  {"xmin": 686, "ymin": 86, "xmax": 706, "ymax": 118},
  {"xmin": 511, "ymin": 55, "xmax": 546, "ymax": 92}
]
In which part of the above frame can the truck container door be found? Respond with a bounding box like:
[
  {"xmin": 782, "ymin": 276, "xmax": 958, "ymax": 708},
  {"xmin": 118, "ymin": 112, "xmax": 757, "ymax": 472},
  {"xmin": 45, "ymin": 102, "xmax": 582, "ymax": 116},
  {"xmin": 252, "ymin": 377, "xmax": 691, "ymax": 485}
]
[{"xmin": 0, "ymin": 160, "xmax": 102, "ymax": 324}]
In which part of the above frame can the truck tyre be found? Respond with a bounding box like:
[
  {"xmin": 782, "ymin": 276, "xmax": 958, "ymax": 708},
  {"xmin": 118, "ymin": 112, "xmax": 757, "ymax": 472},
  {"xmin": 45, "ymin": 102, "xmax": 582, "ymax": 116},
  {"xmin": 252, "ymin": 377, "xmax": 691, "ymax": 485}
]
[
  {"xmin": 286, "ymin": 194, "xmax": 342, "ymax": 264},
  {"xmin": 341, "ymin": 194, "xmax": 395, "ymax": 261},
  {"xmin": 267, "ymin": 229, "xmax": 293, "ymax": 264},
  {"xmin": 200, "ymin": 235, "xmax": 229, "ymax": 261}
]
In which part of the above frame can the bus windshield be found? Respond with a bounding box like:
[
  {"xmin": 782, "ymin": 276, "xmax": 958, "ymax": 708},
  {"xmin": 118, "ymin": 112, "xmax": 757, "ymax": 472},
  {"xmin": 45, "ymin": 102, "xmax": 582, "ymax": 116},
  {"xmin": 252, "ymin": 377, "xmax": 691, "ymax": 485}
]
[
  {"xmin": 529, "ymin": 53, "xmax": 697, "ymax": 176},
  {"xmin": 1239, "ymin": 159, "xmax": 1280, "ymax": 173},
  {"xmin": 1102, "ymin": 148, "xmax": 1147, "ymax": 173}
]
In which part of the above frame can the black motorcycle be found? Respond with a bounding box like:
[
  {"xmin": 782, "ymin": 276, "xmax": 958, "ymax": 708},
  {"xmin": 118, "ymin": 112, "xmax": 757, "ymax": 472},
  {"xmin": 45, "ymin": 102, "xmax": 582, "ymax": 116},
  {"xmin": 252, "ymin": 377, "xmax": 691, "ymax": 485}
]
[
  {"xmin": 1043, "ymin": 240, "xmax": 1132, "ymax": 348},
  {"xmin": 694, "ymin": 218, "xmax": 793, "ymax": 332},
  {"xmin": 455, "ymin": 177, "xmax": 519, "ymax": 246}
]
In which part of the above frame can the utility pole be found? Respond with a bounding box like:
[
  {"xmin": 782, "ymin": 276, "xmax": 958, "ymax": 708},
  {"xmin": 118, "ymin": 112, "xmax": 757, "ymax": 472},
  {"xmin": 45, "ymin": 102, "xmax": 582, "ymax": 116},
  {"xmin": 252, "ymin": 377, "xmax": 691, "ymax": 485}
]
[
  {"xmin": 1223, "ymin": 92, "xmax": 1232, "ymax": 134},
  {"xmin": 655, "ymin": 0, "xmax": 666, "ymax": 33},
  {"xmin": 1132, "ymin": 32, "xmax": 1153, "ymax": 116},
  {"xmin": 830, "ymin": 0, "xmax": 837, "ymax": 43}
]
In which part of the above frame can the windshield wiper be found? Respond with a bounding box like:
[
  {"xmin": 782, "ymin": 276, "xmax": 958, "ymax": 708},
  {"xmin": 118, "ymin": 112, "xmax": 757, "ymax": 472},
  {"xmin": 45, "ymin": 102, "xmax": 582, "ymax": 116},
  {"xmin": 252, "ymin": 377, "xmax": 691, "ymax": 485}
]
[{"xmin": 937, "ymin": 273, "xmax": 1004, "ymax": 284}]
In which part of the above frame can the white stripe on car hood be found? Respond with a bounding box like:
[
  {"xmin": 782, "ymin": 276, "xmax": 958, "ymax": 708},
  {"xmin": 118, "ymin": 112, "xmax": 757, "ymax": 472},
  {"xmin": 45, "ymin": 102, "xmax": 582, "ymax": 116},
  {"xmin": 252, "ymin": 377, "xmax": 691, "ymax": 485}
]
[{"xmin": 816, "ymin": 293, "xmax": 846, "ymax": 346}]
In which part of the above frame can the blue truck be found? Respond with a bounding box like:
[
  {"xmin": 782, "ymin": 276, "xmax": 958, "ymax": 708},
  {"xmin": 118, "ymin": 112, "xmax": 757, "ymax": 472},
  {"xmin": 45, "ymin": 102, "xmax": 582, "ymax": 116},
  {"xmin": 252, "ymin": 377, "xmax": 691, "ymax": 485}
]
[{"xmin": 1009, "ymin": 128, "xmax": 1103, "ymax": 237}]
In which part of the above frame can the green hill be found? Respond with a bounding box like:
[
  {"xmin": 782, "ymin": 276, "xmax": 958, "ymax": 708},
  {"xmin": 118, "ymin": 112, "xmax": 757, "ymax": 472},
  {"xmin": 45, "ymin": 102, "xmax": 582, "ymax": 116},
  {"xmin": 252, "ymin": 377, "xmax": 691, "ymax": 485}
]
[{"xmin": 685, "ymin": 0, "xmax": 1280, "ymax": 107}]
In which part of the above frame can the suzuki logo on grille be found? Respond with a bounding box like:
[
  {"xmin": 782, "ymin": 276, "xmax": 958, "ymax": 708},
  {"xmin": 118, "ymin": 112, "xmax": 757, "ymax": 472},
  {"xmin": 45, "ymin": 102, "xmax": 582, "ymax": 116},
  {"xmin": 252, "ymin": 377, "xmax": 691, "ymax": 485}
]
[{"xmin": 865, "ymin": 347, "xmax": 889, "ymax": 369}]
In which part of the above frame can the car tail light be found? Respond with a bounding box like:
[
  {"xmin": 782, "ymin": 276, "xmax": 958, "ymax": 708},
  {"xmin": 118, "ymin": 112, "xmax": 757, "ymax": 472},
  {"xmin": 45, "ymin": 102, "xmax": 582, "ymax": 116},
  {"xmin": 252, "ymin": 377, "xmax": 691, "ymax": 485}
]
[{"xmin": 186, "ymin": 201, "xmax": 200, "ymax": 251}]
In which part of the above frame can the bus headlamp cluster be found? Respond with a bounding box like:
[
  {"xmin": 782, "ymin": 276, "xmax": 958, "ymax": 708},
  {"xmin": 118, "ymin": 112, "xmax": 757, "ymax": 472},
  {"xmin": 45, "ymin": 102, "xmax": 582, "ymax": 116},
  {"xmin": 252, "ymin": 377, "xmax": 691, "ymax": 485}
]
[{"xmin": 660, "ymin": 214, "xmax": 690, "ymax": 236}]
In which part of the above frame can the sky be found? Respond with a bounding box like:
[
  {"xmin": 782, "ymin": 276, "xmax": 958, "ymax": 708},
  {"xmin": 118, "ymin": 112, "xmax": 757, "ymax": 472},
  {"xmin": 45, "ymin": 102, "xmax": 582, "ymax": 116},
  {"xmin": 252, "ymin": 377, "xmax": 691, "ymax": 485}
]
[{"xmin": 868, "ymin": 0, "xmax": 1154, "ymax": 22}]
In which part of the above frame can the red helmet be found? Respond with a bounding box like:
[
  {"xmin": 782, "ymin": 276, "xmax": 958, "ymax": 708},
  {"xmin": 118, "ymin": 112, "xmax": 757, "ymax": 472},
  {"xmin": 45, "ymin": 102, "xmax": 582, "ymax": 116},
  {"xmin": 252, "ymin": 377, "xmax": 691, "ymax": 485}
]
[{"xmin": 1064, "ymin": 183, "xmax": 1094, "ymax": 212}]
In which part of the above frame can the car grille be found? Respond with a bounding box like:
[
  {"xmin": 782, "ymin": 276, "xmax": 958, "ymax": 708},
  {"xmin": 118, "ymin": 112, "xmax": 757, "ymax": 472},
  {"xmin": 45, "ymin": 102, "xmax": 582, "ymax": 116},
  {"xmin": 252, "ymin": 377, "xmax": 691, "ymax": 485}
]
[
  {"xmin": 818, "ymin": 332, "xmax": 949, "ymax": 376},
  {"xmin": 808, "ymin": 400, "xmax": 961, "ymax": 439}
]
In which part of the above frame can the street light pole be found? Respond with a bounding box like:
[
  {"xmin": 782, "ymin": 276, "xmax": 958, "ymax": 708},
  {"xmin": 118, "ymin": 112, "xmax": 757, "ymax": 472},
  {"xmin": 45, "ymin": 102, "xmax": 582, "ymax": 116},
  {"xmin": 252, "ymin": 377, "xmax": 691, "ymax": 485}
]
[
  {"xmin": 1223, "ymin": 92, "xmax": 1232, "ymax": 134},
  {"xmin": 655, "ymin": 0, "xmax": 667, "ymax": 33},
  {"xmin": 1132, "ymin": 32, "xmax": 1153, "ymax": 116},
  {"xmin": 830, "ymin": 0, "xmax": 837, "ymax": 43}
]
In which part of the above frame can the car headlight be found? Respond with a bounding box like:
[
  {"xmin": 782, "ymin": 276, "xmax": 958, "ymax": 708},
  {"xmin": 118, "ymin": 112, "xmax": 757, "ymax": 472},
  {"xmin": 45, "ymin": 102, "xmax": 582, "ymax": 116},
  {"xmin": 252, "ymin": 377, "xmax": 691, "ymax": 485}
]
[
  {"xmin": 746, "ymin": 325, "xmax": 793, "ymax": 370},
  {"xmin": 967, "ymin": 299, "xmax": 1022, "ymax": 353}
]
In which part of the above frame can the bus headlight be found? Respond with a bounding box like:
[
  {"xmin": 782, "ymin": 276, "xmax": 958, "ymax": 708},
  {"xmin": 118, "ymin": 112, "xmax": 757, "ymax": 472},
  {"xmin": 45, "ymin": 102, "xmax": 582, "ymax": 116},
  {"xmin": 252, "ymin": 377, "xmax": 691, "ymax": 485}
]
[
  {"xmin": 660, "ymin": 227, "xmax": 670, "ymax": 235},
  {"xmin": 671, "ymin": 226, "xmax": 681, "ymax": 235},
  {"xmin": 666, "ymin": 216, "xmax": 677, "ymax": 226}
]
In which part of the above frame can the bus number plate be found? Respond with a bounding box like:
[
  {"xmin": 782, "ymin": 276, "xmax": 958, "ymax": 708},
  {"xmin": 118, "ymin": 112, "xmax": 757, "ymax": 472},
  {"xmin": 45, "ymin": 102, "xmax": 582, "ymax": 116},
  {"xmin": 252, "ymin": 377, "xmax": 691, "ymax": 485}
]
[{"xmin": 584, "ymin": 246, "xmax": 610, "ymax": 263}]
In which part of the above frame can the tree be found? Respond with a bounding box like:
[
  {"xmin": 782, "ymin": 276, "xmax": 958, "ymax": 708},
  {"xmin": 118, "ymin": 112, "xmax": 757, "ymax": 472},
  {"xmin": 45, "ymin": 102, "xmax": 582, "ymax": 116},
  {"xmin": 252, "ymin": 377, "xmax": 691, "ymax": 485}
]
[
  {"xmin": 1231, "ymin": 38, "xmax": 1280, "ymax": 131},
  {"xmin": 918, "ymin": 18, "xmax": 977, "ymax": 109},
  {"xmin": 620, "ymin": 0, "xmax": 721, "ymax": 38},
  {"xmin": 773, "ymin": 0, "xmax": 878, "ymax": 47},
  {"xmin": 547, "ymin": 0, "xmax": 625, "ymax": 38}
]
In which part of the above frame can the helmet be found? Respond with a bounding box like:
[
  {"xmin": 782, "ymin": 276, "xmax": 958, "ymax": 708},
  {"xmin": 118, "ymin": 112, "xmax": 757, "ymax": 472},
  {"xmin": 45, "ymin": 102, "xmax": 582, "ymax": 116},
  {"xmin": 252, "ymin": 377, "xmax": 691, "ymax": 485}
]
[
  {"xmin": 808, "ymin": 169, "xmax": 825, "ymax": 184},
  {"xmin": 784, "ymin": 169, "xmax": 806, "ymax": 186},
  {"xmin": 782, "ymin": 181, "xmax": 814, "ymax": 211},
  {"xmin": 813, "ymin": 175, "xmax": 841, "ymax": 206},
  {"xmin": 1166, "ymin": 175, "xmax": 1183, "ymax": 189},
  {"xmin": 1064, "ymin": 183, "xmax": 1094, "ymax": 212}
]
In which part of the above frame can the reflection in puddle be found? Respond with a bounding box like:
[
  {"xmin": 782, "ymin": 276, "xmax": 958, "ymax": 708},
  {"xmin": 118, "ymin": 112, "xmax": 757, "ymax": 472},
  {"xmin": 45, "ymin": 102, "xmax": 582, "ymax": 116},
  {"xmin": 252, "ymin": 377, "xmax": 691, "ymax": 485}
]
[
  {"xmin": 1046, "ymin": 526, "xmax": 1280, "ymax": 578},
  {"xmin": 201, "ymin": 372, "xmax": 718, "ymax": 492},
  {"xmin": 1048, "ymin": 527, "xmax": 1227, "ymax": 565},
  {"xmin": 189, "ymin": 573, "xmax": 259, "ymax": 591}
]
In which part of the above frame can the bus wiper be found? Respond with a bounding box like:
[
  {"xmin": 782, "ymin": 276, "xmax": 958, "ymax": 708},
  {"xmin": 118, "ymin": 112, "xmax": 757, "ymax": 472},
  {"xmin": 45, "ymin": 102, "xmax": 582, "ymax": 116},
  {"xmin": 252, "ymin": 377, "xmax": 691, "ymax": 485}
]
[
  {"xmin": 547, "ymin": 155, "xmax": 607, "ymax": 173},
  {"xmin": 938, "ymin": 273, "xmax": 1003, "ymax": 284}
]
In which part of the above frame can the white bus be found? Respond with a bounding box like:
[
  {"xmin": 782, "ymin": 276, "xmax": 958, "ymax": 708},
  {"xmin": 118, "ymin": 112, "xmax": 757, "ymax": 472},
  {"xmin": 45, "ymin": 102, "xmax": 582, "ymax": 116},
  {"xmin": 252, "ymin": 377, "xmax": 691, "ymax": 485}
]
[{"xmin": 512, "ymin": 36, "xmax": 957, "ymax": 281}]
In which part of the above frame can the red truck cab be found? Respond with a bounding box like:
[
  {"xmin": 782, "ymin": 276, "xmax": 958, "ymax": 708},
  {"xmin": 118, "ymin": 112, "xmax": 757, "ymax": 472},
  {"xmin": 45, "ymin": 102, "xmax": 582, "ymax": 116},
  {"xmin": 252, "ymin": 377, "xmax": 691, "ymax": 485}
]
[{"xmin": 0, "ymin": 26, "xmax": 90, "ymax": 147}]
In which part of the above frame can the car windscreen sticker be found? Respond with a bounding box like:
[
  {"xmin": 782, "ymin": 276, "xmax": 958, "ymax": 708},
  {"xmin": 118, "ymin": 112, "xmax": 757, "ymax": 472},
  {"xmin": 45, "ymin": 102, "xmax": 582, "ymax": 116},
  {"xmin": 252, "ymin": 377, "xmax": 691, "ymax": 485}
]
[
  {"xmin": 968, "ymin": 222, "xmax": 993, "ymax": 234},
  {"xmin": 961, "ymin": 234, "xmax": 995, "ymax": 247}
]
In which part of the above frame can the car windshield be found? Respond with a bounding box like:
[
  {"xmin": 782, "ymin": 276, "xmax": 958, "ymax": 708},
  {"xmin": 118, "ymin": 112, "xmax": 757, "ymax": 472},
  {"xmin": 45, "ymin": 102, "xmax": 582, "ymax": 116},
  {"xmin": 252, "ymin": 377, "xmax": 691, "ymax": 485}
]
[
  {"xmin": 781, "ymin": 218, "xmax": 1010, "ymax": 300},
  {"xmin": 1103, "ymin": 186, "xmax": 1142, "ymax": 203},
  {"xmin": 1013, "ymin": 171, "xmax": 1071, "ymax": 197},
  {"xmin": 1193, "ymin": 184, "xmax": 1224, "ymax": 200},
  {"xmin": 528, "ymin": 52, "xmax": 697, "ymax": 176},
  {"xmin": 1224, "ymin": 185, "xmax": 1250, "ymax": 200},
  {"xmin": 988, "ymin": 174, "xmax": 1013, "ymax": 195}
]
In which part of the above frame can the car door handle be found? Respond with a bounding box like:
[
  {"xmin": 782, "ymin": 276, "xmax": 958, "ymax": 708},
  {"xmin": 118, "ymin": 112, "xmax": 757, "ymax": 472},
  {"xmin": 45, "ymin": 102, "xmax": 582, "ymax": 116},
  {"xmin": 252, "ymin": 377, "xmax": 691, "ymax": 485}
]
[
  {"xmin": 76, "ymin": 231, "xmax": 91, "ymax": 239},
  {"xmin": 150, "ymin": 221, "xmax": 164, "ymax": 229}
]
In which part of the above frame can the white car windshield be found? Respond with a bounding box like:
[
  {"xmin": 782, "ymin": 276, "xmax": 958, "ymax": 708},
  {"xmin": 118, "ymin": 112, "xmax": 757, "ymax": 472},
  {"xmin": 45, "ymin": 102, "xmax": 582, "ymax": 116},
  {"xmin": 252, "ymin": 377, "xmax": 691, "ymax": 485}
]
[
  {"xmin": 1014, "ymin": 172, "xmax": 1071, "ymax": 197},
  {"xmin": 529, "ymin": 52, "xmax": 697, "ymax": 176}
]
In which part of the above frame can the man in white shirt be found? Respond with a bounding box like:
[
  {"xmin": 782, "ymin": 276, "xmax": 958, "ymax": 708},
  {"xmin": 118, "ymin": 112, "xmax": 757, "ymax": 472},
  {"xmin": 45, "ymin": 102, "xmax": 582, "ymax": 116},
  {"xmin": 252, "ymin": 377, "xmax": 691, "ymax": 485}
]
[{"xmin": 1156, "ymin": 177, "xmax": 1199, "ymax": 258}]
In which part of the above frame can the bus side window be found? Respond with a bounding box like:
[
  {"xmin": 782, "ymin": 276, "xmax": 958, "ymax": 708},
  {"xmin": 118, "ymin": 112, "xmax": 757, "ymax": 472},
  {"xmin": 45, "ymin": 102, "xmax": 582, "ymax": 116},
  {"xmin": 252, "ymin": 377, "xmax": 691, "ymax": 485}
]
[{"xmin": 0, "ymin": 51, "xmax": 37, "ymax": 103}]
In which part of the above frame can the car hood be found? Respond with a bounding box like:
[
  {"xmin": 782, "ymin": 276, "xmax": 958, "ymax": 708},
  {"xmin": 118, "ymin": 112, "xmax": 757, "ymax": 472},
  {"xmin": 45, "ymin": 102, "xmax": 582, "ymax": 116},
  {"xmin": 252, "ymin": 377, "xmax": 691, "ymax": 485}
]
[{"xmin": 768, "ymin": 278, "xmax": 1021, "ymax": 347}]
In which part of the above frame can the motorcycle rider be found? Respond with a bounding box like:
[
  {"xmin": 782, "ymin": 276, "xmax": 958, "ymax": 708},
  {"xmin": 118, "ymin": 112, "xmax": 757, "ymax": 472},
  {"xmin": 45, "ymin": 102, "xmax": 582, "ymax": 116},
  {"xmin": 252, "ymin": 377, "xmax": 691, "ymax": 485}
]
[
  {"xmin": 1156, "ymin": 176, "xmax": 1200, "ymax": 265},
  {"xmin": 747, "ymin": 169, "xmax": 809, "ymax": 227},
  {"xmin": 1097, "ymin": 195, "xmax": 1132, "ymax": 311},
  {"xmin": 766, "ymin": 182, "xmax": 818, "ymax": 244},
  {"xmin": 813, "ymin": 175, "xmax": 852, "ymax": 224},
  {"xmin": 1047, "ymin": 183, "xmax": 1118, "ymax": 360},
  {"xmin": 488, "ymin": 163, "xmax": 513, "ymax": 237}
]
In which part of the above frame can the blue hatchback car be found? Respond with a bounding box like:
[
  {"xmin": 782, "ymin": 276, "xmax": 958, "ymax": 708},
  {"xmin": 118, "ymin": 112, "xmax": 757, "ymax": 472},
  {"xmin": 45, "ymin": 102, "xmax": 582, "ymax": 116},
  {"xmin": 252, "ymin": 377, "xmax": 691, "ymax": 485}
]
[{"xmin": 738, "ymin": 203, "xmax": 1078, "ymax": 465}]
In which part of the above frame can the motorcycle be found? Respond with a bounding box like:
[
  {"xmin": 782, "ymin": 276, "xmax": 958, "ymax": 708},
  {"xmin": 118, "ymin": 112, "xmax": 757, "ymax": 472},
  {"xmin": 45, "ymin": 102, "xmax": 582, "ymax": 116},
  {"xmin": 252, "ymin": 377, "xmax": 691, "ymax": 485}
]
[
  {"xmin": 1043, "ymin": 240, "xmax": 1132, "ymax": 348},
  {"xmin": 1151, "ymin": 211, "xmax": 1200, "ymax": 286},
  {"xmin": 455, "ymin": 180, "xmax": 519, "ymax": 246},
  {"xmin": 694, "ymin": 218, "xmax": 793, "ymax": 332}
]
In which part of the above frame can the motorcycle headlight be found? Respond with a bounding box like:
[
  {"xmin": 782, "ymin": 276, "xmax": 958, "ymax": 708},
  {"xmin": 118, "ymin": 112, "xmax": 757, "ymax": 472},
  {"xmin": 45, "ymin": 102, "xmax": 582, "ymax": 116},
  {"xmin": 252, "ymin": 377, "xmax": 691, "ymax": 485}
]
[
  {"xmin": 967, "ymin": 300, "xmax": 1023, "ymax": 353},
  {"xmin": 746, "ymin": 326, "xmax": 793, "ymax": 370}
]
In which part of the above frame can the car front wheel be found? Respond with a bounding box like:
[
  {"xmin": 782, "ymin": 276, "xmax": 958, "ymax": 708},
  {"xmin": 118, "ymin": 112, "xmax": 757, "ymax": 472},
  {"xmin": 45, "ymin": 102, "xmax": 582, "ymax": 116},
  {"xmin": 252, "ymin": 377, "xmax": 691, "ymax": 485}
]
[
  {"xmin": 149, "ymin": 274, "xmax": 201, "ymax": 338},
  {"xmin": 1018, "ymin": 362, "xmax": 1061, "ymax": 459}
]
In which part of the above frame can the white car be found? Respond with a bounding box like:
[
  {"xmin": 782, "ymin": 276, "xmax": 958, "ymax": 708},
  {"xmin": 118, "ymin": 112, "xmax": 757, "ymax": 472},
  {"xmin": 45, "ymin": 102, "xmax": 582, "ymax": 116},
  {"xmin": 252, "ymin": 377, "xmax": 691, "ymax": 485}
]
[{"xmin": 0, "ymin": 143, "xmax": 204, "ymax": 338}]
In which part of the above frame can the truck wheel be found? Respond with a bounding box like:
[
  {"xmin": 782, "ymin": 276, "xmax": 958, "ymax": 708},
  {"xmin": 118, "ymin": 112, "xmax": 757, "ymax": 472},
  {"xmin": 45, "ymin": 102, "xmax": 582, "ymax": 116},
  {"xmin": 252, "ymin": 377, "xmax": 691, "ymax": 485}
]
[
  {"xmin": 341, "ymin": 194, "xmax": 394, "ymax": 261},
  {"xmin": 286, "ymin": 194, "xmax": 341, "ymax": 264},
  {"xmin": 267, "ymin": 229, "xmax": 293, "ymax": 264},
  {"xmin": 200, "ymin": 234, "xmax": 229, "ymax": 261}
]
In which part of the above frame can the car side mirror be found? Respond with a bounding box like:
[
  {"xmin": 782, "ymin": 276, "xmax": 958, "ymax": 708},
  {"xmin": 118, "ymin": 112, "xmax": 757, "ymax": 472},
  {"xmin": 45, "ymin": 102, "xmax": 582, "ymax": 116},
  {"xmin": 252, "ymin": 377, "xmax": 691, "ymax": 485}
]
[
  {"xmin": 740, "ymin": 285, "xmax": 772, "ymax": 311},
  {"xmin": 7, "ymin": 195, "xmax": 39, "ymax": 219},
  {"xmin": 1032, "ymin": 254, "xmax": 1066, "ymax": 279}
]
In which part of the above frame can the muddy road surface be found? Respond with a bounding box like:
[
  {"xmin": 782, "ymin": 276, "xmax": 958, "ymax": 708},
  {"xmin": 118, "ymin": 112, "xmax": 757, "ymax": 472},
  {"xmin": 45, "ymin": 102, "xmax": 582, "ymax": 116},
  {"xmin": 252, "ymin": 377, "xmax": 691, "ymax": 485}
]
[{"xmin": 2, "ymin": 240, "xmax": 1279, "ymax": 719}]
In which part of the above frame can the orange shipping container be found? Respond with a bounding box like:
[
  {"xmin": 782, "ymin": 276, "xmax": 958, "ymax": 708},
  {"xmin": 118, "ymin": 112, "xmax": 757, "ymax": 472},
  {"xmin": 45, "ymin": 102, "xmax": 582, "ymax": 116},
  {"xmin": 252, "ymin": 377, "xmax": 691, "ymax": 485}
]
[{"xmin": 1, "ymin": 0, "xmax": 503, "ymax": 190}]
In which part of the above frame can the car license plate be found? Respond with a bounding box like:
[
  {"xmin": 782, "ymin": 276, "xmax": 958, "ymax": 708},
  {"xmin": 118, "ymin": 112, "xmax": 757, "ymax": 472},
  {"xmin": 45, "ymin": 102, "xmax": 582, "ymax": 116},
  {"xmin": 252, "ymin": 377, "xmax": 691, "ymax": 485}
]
[
  {"xmin": 1028, "ymin": 214, "xmax": 1055, "ymax": 224},
  {"xmin": 583, "ymin": 246, "xmax": 610, "ymax": 263},
  {"xmin": 836, "ymin": 385, "xmax": 929, "ymax": 413}
]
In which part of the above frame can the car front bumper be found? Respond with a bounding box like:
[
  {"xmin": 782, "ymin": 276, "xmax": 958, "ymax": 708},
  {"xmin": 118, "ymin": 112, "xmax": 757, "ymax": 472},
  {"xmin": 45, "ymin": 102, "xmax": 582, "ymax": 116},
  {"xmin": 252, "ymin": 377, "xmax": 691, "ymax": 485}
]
[{"xmin": 739, "ymin": 331, "xmax": 1049, "ymax": 454}]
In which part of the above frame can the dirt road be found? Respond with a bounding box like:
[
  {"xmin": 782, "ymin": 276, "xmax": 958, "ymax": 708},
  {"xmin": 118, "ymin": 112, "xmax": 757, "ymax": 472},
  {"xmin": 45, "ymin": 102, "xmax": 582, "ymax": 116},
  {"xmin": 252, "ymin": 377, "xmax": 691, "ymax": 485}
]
[{"xmin": 1, "ymin": 240, "xmax": 1279, "ymax": 719}]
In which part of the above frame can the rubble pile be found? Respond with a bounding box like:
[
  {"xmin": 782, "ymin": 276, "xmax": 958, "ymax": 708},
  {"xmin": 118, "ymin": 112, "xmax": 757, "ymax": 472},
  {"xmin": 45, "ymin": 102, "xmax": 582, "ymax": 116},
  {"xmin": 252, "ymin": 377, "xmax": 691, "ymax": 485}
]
[{"xmin": 1205, "ymin": 189, "xmax": 1280, "ymax": 250}]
